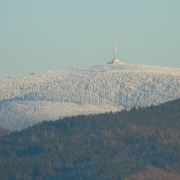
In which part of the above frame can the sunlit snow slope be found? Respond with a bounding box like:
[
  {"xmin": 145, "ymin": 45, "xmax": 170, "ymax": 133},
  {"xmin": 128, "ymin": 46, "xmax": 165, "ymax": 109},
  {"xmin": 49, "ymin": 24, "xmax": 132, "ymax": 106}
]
[{"xmin": 1, "ymin": 64, "xmax": 180, "ymax": 130}]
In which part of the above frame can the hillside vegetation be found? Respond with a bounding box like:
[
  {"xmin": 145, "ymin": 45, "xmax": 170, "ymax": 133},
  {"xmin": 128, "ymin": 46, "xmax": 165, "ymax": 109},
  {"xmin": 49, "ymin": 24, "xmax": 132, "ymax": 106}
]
[
  {"xmin": 1, "ymin": 64, "xmax": 180, "ymax": 130},
  {"xmin": 0, "ymin": 98, "xmax": 180, "ymax": 179},
  {"xmin": 0, "ymin": 127, "xmax": 11, "ymax": 137}
]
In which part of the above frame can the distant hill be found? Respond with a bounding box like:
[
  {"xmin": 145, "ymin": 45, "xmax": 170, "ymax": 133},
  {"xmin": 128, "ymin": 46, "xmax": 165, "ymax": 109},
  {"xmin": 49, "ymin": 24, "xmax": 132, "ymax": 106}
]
[
  {"xmin": 1, "ymin": 64, "xmax": 180, "ymax": 130},
  {"xmin": 0, "ymin": 98, "xmax": 180, "ymax": 179}
]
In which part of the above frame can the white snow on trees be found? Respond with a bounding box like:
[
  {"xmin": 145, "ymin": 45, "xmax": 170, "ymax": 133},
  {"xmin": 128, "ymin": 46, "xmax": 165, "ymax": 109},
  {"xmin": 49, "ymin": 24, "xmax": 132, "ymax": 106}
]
[{"xmin": 1, "ymin": 64, "xmax": 180, "ymax": 130}]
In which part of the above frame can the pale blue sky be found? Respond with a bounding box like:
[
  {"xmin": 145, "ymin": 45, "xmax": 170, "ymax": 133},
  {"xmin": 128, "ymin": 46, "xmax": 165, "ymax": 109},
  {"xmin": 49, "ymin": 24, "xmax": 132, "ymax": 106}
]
[{"xmin": 1, "ymin": 0, "xmax": 180, "ymax": 77}]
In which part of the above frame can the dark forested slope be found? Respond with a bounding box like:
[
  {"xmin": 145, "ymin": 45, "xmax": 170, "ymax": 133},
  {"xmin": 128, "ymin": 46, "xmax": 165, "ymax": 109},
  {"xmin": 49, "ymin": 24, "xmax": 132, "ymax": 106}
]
[
  {"xmin": 0, "ymin": 98, "xmax": 180, "ymax": 179},
  {"xmin": 0, "ymin": 127, "xmax": 11, "ymax": 137}
]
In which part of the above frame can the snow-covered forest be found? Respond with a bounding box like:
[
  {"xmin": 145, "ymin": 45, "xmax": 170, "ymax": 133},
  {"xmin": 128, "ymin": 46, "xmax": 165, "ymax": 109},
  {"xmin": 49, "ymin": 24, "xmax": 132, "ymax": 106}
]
[{"xmin": 1, "ymin": 64, "xmax": 180, "ymax": 130}]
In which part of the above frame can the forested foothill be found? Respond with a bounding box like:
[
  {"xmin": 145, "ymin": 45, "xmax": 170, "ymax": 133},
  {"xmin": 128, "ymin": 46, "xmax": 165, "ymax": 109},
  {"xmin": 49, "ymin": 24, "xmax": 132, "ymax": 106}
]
[
  {"xmin": 0, "ymin": 127, "xmax": 11, "ymax": 137},
  {"xmin": 0, "ymin": 98, "xmax": 180, "ymax": 179}
]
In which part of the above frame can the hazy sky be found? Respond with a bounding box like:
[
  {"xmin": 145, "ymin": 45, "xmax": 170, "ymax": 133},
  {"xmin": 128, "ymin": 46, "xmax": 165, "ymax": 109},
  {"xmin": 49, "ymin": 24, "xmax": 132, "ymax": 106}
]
[{"xmin": 1, "ymin": 1, "xmax": 180, "ymax": 77}]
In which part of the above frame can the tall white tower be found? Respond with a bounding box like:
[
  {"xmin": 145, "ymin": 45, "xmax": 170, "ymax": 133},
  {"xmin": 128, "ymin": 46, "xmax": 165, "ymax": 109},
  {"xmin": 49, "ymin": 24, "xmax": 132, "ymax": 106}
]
[
  {"xmin": 114, "ymin": 34, "xmax": 117, "ymax": 60},
  {"xmin": 107, "ymin": 34, "xmax": 124, "ymax": 64}
]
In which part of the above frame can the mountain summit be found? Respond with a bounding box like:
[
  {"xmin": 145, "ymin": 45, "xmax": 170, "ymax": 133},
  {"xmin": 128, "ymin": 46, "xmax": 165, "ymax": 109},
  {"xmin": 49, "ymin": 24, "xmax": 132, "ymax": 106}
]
[{"xmin": 1, "ymin": 64, "xmax": 180, "ymax": 130}]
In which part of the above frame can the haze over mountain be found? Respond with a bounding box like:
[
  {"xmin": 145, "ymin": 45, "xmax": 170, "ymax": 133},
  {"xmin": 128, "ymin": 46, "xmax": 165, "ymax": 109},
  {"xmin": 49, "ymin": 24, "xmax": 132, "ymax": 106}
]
[{"xmin": 1, "ymin": 64, "xmax": 180, "ymax": 130}]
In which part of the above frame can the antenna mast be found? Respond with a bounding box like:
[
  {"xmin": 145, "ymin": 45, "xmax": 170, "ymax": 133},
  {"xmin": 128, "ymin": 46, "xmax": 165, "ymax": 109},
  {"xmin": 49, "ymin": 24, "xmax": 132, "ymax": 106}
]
[
  {"xmin": 107, "ymin": 34, "xmax": 124, "ymax": 64},
  {"xmin": 114, "ymin": 34, "xmax": 117, "ymax": 60}
]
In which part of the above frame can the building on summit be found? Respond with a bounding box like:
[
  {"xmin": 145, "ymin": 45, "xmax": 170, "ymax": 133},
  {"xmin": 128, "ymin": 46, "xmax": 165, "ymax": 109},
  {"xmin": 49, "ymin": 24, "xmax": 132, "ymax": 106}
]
[{"xmin": 107, "ymin": 35, "xmax": 124, "ymax": 65}]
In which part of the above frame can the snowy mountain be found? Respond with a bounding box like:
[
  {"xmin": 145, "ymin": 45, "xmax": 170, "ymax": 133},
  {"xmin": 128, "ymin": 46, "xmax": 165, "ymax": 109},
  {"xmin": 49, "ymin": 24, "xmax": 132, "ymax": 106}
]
[{"xmin": 1, "ymin": 64, "xmax": 180, "ymax": 131}]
